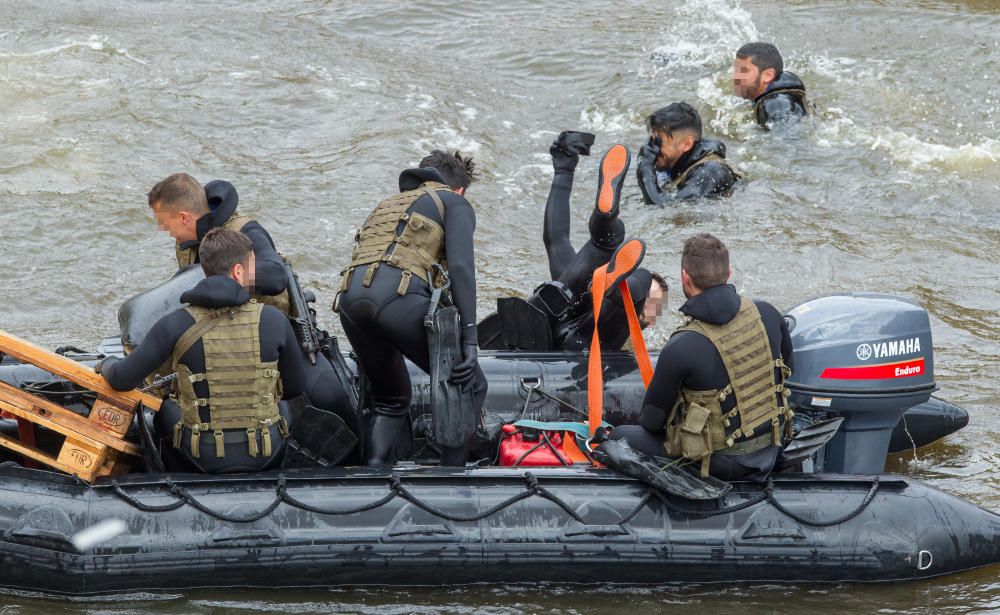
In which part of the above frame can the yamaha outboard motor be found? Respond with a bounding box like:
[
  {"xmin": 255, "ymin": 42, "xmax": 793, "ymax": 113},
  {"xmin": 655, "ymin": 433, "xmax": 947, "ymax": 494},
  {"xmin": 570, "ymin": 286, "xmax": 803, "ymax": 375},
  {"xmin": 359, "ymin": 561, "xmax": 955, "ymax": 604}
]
[
  {"xmin": 117, "ymin": 266, "xmax": 205, "ymax": 352},
  {"xmin": 785, "ymin": 293, "xmax": 936, "ymax": 474}
]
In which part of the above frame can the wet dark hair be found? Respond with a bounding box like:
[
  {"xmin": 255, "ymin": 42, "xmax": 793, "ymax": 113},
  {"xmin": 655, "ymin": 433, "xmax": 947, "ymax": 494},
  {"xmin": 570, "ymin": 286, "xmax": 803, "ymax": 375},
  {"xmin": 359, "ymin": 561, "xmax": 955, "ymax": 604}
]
[
  {"xmin": 200, "ymin": 228, "xmax": 253, "ymax": 277},
  {"xmin": 736, "ymin": 42, "xmax": 784, "ymax": 78},
  {"xmin": 646, "ymin": 102, "xmax": 702, "ymax": 140},
  {"xmin": 650, "ymin": 272, "xmax": 668, "ymax": 293},
  {"xmin": 147, "ymin": 173, "xmax": 209, "ymax": 215},
  {"xmin": 681, "ymin": 233, "xmax": 729, "ymax": 289},
  {"xmin": 419, "ymin": 150, "xmax": 478, "ymax": 190}
]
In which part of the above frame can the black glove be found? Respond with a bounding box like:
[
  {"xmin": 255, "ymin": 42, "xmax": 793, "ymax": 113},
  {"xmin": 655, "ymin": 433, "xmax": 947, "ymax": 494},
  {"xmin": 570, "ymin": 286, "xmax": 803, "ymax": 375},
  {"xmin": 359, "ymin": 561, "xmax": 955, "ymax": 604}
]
[
  {"xmin": 636, "ymin": 136, "xmax": 666, "ymax": 205},
  {"xmin": 449, "ymin": 326, "xmax": 480, "ymax": 387},
  {"xmin": 550, "ymin": 130, "xmax": 596, "ymax": 173},
  {"xmin": 93, "ymin": 356, "xmax": 118, "ymax": 376}
]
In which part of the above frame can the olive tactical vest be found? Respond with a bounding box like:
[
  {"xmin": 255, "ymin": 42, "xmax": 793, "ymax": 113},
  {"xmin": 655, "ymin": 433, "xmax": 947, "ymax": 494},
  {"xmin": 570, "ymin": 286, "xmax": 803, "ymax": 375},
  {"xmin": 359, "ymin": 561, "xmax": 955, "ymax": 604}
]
[
  {"xmin": 753, "ymin": 88, "xmax": 809, "ymax": 126},
  {"xmin": 667, "ymin": 154, "xmax": 740, "ymax": 191},
  {"xmin": 171, "ymin": 300, "xmax": 287, "ymax": 459},
  {"xmin": 174, "ymin": 212, "xmax": 292, "ymax": 315},
  {"xmin": 665, "ymin": 297, "xmax": 793, "ymax": 476},
  {"xmin": 340, "ymin": 181, "xmax": 449, "ymax": 297}
]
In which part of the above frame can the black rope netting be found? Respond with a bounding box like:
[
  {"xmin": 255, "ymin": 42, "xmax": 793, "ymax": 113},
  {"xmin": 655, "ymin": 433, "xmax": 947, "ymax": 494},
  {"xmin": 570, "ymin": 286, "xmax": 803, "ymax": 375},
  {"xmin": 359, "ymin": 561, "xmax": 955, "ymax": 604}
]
[{"xmin": 108, "ymin": 472, "xmax": 880, "ymax": 529}]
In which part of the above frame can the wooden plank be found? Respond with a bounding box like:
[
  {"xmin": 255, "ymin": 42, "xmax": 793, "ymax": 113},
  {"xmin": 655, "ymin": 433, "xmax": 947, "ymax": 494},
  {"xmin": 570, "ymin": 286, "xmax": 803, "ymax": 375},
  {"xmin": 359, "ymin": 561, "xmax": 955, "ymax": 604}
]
[
  {"xmin": 55, "ymin": 438, "xmax": 106, "ymax": 482},
  {"xmin": 0, "ymin": 432, "xmax": 92, "ymax": 480},
  {"xmin": 0, "ymin": 382, "xmax": 141, "ymax": 456},
  {"xmin": 0, "ymin": 330, "xmax": 162, "ymax": 411},
  {"xmin": 89, "ymin": 398, "xmax": 133, "ymax": 437}
]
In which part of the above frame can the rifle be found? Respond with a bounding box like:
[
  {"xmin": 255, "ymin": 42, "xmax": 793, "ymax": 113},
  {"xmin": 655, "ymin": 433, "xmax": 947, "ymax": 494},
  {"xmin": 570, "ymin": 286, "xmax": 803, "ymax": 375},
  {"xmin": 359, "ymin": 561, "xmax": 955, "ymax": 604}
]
[
  {"xmin": 281, "ymin": 259, "xmax": 321, "ymax": 365},
  {"xmin": 281, "ymin": 258, "xmax": 360, "ymax": 412}
]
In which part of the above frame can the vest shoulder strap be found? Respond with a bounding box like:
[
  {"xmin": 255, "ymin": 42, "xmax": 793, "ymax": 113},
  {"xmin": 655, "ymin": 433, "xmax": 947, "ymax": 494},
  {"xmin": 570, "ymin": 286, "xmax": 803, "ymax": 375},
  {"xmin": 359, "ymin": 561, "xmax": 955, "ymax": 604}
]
[
  {"xmin": 171, "ymin": 307, "xmax": 226, "ymax": 373},
  {"xmin": 422, "ymin": 186, "xmax": 447, "ymax": 222},
  {"xmin": 222, "ymin": 213, "xmax": 255, "ymax": 232}
]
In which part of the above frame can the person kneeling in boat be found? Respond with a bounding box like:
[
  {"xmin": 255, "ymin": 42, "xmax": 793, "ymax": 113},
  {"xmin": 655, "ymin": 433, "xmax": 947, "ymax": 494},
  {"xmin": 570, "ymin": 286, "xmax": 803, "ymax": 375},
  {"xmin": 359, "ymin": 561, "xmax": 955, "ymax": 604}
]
[
  {"xmin": 636, "ymin": 103, "xmax": 740, "ymax": 205},
  {"xmin": 479, "ymin": 135, "xmax": 666, "ymax": 352},
  {"xmin": 611, "ymin": 233, "xmax": 794, "ymax": 482},
  {"xmin": 98, "ymin": 228, "xmax": 308, "ymax": 473},
  {"xmin": 336, "ymin": 150, "xmax": 486, "ymax": 467},
  {"xmin": 146, "ymin": 173, "xmax": 357, "ymax": 446},
  {"xmin": 733, "ymin": 42, "xmax": 809, "ymax": 129}
]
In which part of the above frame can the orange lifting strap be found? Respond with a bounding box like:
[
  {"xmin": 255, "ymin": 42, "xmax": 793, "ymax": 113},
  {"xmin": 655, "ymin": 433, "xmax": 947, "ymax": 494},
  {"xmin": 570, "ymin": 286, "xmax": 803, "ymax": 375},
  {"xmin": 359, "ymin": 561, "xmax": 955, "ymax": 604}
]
[{"xmin": 587, "ymin": 240, "xmax": 654, "ymax": 436}]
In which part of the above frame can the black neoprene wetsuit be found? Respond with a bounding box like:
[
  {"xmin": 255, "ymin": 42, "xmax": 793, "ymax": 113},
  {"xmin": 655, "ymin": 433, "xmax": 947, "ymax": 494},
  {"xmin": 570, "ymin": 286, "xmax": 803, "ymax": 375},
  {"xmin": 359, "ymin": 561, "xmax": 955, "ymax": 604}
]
[
  {"xmin": 542, "ymin": 168, "xmax": 652, "ymax": 351},
  {"xmin": 752, "ymin": 71, "xmax": 808, "ymax": 127},
  {"xmin": 180, "ymin": 181, "xmax": 355, "ymax": 426},
  {"xmin": 338, "ymin": 168, "xmax": 487, "ymax": 464},
  {"xmin": 636, "ymin": 139, "xmax": 739, "ymax": 205},
  {"xmin": 102, "ymin": 275, "xmax": 306, "ymax": 473},
  {"xmin": 612, "ymin": 284, "xmax": 793, "ymax": 482}
]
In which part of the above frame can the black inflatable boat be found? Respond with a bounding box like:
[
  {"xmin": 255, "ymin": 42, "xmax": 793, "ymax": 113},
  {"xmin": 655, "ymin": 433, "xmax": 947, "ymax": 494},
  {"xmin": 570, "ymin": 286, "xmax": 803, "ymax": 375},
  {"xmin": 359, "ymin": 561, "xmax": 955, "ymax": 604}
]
[{"xmin": 0, "ymin": 289, "xmax": 993, "ymax": 593}]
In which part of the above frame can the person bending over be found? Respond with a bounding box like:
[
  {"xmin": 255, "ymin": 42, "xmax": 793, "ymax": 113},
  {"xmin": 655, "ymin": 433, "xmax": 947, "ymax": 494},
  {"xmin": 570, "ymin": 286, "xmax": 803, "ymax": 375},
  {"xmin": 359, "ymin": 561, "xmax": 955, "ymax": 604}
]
[{"xmin": 336, "ymin": 151, "xmax": 486, "ymax": 467}]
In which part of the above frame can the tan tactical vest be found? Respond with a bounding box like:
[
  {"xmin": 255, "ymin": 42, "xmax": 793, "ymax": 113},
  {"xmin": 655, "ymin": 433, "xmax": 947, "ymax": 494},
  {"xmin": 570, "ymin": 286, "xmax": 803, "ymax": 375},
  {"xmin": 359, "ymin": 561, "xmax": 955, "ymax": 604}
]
[
  {"xmin": 174, "ymin": 212, "xmax": 291, "ymax": 315},
  {"xmin": 667, "ymin": 154, "xmax": 740, "ymax": 191},
  {"xmin": 753, "ymin": 88, "xmax": 810, "ymax": 126},
  {"xmin": 170, "ymin": 300, "xmax": 287, "ymax": 459},
  {"xmin": 340, "ymin": 181, "xmax": 449, "ymax": 297},
  {"xmin": 665, "ymin": 297, "xmax": 793, "ymax": 476}
]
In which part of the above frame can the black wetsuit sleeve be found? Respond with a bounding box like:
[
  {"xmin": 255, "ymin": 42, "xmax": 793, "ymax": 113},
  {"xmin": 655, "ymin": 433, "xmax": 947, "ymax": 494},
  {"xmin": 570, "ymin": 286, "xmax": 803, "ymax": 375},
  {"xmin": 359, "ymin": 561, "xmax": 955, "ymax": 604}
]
[
  {"xmin": 760, "ymin": 94, "xmax": 803, "ymax": 126},
  {"xmin": 543, "ymin": 172, "xmax": 577, "ymax": 280},
  {"xmin": 675, "ymin": 162, "xmax": 737, "ymax": 200},
  {"xmin": 441, "ymin": 192, "xmax": 479, "ymax": 333},
  {"xmin": 239, "ymin": 221, "xmax": 288, "ymax": 297},
  {"xmin": 102, "ymin": 311, "xmax": 194, "ymax": 391},
  {"xmin": 263, "ymin": 306, "xmax": 307, "ymax": 399},
  {"xmin": 636, "ymin": 156, "xmax": 668, "ymax": 206},
  {"xmin": 638, "ymin": 338, "xmax": 691, "ymax": 433}
]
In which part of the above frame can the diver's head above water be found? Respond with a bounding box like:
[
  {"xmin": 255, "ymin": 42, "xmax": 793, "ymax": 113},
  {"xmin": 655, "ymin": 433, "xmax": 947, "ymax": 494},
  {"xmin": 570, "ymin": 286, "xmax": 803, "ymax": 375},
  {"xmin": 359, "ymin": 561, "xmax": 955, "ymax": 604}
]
[
  {"xmin": 645, "ymin": 103, "xmax": 702, "ymax": 172},
  {"xmin": 418, "ymin": 150, "xmax": 478, "ymax": 196},
  {"xmin": 733, "ymin": 42, "xmax": 783, "ymax": 100},
  {"xmin": 147, "ymin": 172, "xmax": 209, "ymax": 243}
]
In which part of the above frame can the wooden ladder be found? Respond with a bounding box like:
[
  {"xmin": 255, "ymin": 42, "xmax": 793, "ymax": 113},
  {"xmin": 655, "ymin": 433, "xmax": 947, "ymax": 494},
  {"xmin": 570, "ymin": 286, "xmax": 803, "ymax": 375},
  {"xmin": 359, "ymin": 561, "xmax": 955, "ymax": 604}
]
[{"xmin": 0, "ymin": 330, "xmax": 163, "ymax": 482}]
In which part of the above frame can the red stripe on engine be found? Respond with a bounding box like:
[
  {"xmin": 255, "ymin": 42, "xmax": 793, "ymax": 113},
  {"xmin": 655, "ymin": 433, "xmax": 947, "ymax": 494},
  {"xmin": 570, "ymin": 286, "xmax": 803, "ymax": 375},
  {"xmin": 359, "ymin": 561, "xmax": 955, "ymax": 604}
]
[{"xmin": 820, "ymin": 358, "xmax": 925, "ymax": 380}]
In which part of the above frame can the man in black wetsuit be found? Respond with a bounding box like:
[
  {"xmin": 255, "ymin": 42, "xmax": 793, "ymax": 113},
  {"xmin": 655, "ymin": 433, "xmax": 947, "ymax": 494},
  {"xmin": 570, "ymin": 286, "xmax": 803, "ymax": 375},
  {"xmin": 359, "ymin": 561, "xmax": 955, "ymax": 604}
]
[
  {"xmin": 539, "ymin": 134, "xmax": 666, "ymax": 349},
  {"xmin": 146, "ymin": 173, "xmax": 356, "ymax": 440},
  {"xmin": 733, "ymin": 42, "xmax": 809, "ymax": 128},
  {"xmin": 336, "ymin": 151, "xmax": 486, "ymax": 467},
  {"xmin": 98, "ymin": 229, "xmax": 308, "ymax": 473},
  {"xmin": 636, "ymin": 103, "xmax": 740, "ymax": 205},
  {"xmin": 612, "ymin": 234, "xmax": 794, "ymax": 482}
]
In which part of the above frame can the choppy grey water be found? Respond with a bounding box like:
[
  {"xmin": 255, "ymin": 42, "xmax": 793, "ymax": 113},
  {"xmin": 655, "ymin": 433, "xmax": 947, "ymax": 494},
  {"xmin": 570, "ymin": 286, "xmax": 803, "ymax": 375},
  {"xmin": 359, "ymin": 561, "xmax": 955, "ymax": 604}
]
[{"xmin": 0, "ymin": 0, "xmax": 998, "ymax": 612}]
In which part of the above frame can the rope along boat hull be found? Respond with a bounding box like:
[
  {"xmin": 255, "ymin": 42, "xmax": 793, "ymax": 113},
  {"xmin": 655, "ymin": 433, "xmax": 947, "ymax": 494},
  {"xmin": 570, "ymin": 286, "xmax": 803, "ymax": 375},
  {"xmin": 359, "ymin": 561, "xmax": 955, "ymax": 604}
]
[{"xmin": 0, "ymin": 464, "xmax": 997, "ymax": 594}]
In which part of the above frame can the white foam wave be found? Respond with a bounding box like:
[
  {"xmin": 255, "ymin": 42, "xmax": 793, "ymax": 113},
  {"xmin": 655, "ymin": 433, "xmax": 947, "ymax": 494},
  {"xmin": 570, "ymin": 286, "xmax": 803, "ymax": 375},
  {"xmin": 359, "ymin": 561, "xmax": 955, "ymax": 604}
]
[{"xmin": 647, "ymin": 0, "xmax": 758, "ymax": 75}]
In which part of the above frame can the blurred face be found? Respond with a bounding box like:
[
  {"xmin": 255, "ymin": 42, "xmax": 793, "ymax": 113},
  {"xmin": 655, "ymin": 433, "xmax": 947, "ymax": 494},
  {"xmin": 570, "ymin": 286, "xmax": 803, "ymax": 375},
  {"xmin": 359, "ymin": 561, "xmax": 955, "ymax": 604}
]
[
  {"xmin": 652, "ymin": 129, "xmax": 696, "ymax": 172},
  {"xmin": 733, "ymin": 56, "xmax": 775, "ymax": 100},
  {"xmin": 640, "ymin": 280, "xmax": 666, "ymax": 328},
  {"xmin": 231, "ymin": 252, "xmax": 256, "ymax": 290},
  {"xmin": 152, "ymin": 204, "xmax": 198, "ymax": 243}
]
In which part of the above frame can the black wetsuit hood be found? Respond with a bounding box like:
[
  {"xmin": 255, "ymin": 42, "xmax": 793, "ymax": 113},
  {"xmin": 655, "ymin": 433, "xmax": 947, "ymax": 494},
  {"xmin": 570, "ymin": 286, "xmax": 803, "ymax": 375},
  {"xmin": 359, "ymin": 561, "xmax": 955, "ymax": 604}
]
[
  {"xmin": 755, "ymin": 71, "xmax": 806, "ymax": 104},
  {"xmin": 399, "ymin": 167, "xmax": 449, "ymax": 192},
  {"xmin": 180, "ymin": 180, "xmax": 240, "ymax": 252},
  {"xmin": 678, "ymin": 284, "xmax": 740, "ymax": 326},
  {"xmin": 670, "ymin": 139, "xmax": 728, "ymax": 179},
  {"xmin": 179, "ymin": 275, "xmax": 251, "ymax": 309}
]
